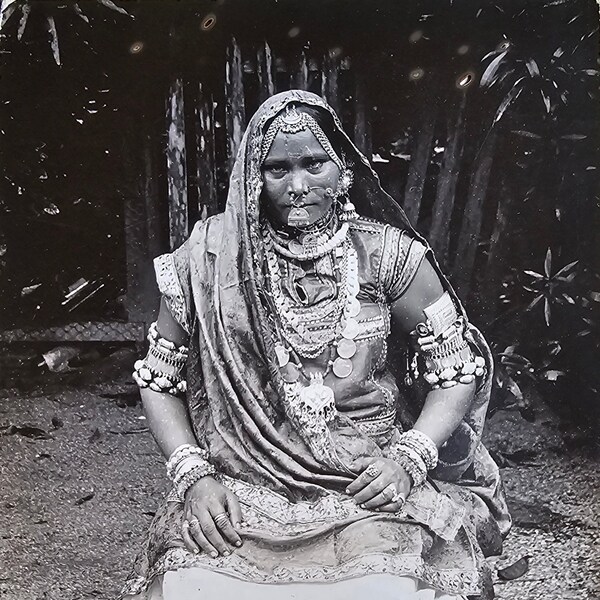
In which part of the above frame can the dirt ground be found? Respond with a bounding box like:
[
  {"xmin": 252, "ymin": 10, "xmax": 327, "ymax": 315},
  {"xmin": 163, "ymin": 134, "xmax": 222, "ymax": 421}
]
[{"xmin": 0, "ymin": 358, "xmax": 598, "ymax": 600}]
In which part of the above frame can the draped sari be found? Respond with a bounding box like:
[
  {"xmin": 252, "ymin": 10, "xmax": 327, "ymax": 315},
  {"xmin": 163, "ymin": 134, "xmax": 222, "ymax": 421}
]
[{"xmin": 121, "ymin": 90, "xmax": 511, "ymax": 600}]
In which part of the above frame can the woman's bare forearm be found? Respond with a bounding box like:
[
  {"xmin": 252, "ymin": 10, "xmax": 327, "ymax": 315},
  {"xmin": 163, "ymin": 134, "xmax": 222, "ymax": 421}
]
[
  {"xmin": 411, "ymin": 381, "xmax": 475, "ymax": 448},
  {"xmin": 140, "ymin": 388, "xmax": 198, "ymax": 459}
]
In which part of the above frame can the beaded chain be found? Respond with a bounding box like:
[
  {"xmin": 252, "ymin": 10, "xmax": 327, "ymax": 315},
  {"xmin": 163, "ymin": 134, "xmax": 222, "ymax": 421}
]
[{"xmin": 264, "ymin": 232, "xmax": 358, "ymax": 360}]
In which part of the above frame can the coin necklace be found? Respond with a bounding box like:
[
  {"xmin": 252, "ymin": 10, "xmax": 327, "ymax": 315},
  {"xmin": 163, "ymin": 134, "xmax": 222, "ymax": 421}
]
[{"xmin": 268, "ymin": 236, "xmax": 361, "ymax": 417}]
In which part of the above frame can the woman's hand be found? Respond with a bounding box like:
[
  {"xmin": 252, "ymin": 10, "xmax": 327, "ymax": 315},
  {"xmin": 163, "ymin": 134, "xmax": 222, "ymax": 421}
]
[
  {"xmin": 181, "ymin": 476, "xmax": 243, "ymax": 557},
  {"xmin": 346, "ymin": 457, "xmax": 412, "ymax": 512}
]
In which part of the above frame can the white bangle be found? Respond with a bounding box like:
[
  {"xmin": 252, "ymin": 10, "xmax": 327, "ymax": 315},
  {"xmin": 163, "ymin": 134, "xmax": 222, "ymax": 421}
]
[
  {"xmin": 166, "ymin": 444, "xmax": 209, "ymax": 480},
  {"xmin": 397, "ymin": 429, "xmax": 439, "ymax": 471}
]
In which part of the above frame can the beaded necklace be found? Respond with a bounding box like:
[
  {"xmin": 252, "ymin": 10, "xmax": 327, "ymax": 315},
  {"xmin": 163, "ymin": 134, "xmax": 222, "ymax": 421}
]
[{"xmin": 263, "ymin": 218, "xmax": 360, "ymax": 420}]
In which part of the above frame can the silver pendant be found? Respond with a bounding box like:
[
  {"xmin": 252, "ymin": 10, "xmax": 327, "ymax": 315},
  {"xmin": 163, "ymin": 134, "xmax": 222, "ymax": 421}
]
[
  {"xmin": 336, "ymin": 338, "xmax": 357, "ymax": 359},
  {"xmin": 299, "ymin": 374, "xmax": 335, "ymax": 414},
  {"xmin": 333, "ymin": 357, "xmax": 353, "ymax": 378},
  {"xmin": 341, "ymin": 318, "xmax": 360, "ymax": 340},
  {"xmin": 348, "ymin": 279, "xmax": 360, "ymax": 296},
  {"xmin": 288, "ymin": 207, "xmax": 310, "ymax": 227},
  {"xmin": 288, "ymin": 240, "xmax": 304, "ymax": 255},
  {"xmin": 344, "ymin": 297, "xmax": 361, "ymax": 318},
  {"xmin": 281, "ymin": 363, "xmax": 300, "ymax": 383}
]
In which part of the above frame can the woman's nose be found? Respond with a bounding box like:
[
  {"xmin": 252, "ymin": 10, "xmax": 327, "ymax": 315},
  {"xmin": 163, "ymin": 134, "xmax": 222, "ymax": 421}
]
[{"xmin": 289, "ymin": 171, "xmax": 308, "ymax": 196}]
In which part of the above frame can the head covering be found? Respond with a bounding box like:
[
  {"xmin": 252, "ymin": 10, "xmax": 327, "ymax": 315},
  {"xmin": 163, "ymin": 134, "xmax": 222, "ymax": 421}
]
[{"xmin": 184, "ymin": 90, "xmax": 492, "ymax": 500}]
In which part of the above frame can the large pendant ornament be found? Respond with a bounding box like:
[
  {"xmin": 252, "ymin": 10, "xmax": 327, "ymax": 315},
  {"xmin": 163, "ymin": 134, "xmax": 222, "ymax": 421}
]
[
  {"xmin": 332, "ymin": 357, "xmax": 353, "ymax": 378},
  {"xmin": 341, "ymin": 318, "xmax": 360, "ymax": 340},
  {"xmin": 344, "ymin": 296, "xmax": 361, "ymax": 318},
  {"xmin": 280, "ymin": 362, "xmax": 300, "ymax": 383},
  {"xmin": 288, "ymin": 207, "xmax": 310, "ymax": 227},
  {"xmin": 298, "ymin": 372, "xmax": 335, "ymax": 417},
  {"xmin": 336, "ymin": 338, "xmax": 357, "ymax": 359}
]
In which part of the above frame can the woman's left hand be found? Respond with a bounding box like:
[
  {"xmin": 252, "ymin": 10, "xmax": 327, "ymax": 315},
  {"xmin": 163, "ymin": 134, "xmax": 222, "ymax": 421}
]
[{"xmin": 346, "ymin": 457, "xmax": 412, "ymax": 512}]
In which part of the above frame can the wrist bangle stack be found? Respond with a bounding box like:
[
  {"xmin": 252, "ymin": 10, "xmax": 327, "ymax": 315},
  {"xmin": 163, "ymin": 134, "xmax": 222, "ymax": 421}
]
[
  {"xmin": 392, "ymin": 450, "xmax": 427, "ymax": 488},
  {"xmin": 398, "ymin": 429, "xmax": 438, "ymax": 470},
  {"xmin": 166, "ymin": 444, "xmax": 216, "ymax": 503},
  {"xmin": 386, "ymin": 429, "xmax": 439, "ymax": 488},
  {"xmin": 166, "ymin": 444, "xmax": 209, "ymax": 479}
]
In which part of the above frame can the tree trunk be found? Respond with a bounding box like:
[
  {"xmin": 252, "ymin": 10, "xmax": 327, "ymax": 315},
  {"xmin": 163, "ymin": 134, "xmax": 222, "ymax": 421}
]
[
  {"xmin": 403, "ymin": 96, "xmax": 438, "ymax": 225},
  {"xmin": 165, "ymin": 77, "xmax": 188, "ymax": 250},
  {"xmin": 353, "ymin": 66, "xmax": 372, "ymax": 159},
  {"xmin": 193, "ymin": 82, "xmax": 218, "ymax": 220},
  {"xmin": 477, "ymin": 176, "xmax": 513, "ymax": 325},
  {"xmin": 225, "ymin": 37, "xmax": 246, "ymax": 174},
  {"xmin": 257, "ymin": 41, "xmax": 275, "ymax": 102},
  {"xmin": 452, "ymin": 127, "xmax": 498, "ymax": 301},
  {"xmin": 321, "ymin": 48, "xmax": 340, "ymax": 115},
  {"xmin": 429, "ymin": 92, "xmax": 467, "ymax": 266}
]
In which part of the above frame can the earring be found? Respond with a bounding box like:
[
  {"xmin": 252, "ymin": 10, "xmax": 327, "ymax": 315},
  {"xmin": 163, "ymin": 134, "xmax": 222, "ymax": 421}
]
[{"xmin": 336, "ymin": 168, "xmax": 357, "ymax": 222}]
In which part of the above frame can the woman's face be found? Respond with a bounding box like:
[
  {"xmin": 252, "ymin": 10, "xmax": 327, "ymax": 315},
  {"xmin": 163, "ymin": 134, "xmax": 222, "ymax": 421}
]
[{"xmin": 261, "ymin": 128, "xmax": 341, "ymax": 227}]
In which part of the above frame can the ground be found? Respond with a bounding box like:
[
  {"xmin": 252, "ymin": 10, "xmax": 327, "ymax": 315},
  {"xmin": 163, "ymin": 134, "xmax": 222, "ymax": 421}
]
[{"xmin": 0, "ymin": 351, "xmax": 598, "ymax": 600}]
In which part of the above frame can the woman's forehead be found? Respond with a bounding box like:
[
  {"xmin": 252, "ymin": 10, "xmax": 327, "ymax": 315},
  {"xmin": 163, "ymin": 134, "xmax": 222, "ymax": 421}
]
[{"xmin": 265, "ymin": 129, "xmax": 329, "ymax": 160}]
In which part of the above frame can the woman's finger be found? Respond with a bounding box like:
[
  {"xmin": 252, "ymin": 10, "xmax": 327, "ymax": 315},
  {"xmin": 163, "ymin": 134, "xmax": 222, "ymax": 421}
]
[
  {"xmin": 376, "ymin": 501, "xmax": 404, "ymax": 513},
  {"xmin": 210, "ymin": 503, "xmax": 242, "ymax": 548},
  {"xmin": 198, "ymin": 510, "xmax": 231, "ymax": 556},
  {"xmin": 225, "ymin": 492, "xmax": 244, "ymax": 531},
  {"xmin": 187, "ymin": 517, "xmax": 219, "ymax": 557},
  {"xmin": 362, "ymin": 484, "xmax": 398, "ymax": 510},
  {"xmin": 352, "ymin": 473, "xmax": 389, "ymax": 504},
  {"xmin": 346, "ymin": 461, "xmax": 382, "ymax": 495},
  {"xmin": 181, "ymin": 520, "xmax": 200, "ymax": 554}
]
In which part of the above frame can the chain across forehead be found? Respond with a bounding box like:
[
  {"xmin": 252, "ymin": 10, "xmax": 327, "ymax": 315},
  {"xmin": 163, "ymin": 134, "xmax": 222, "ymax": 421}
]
[{"xmin": 259, "ymin": 104, "xmax": 344, "ymax": 170}]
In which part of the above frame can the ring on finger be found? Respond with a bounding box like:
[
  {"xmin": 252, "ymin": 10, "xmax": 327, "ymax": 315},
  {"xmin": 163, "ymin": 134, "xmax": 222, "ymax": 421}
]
[
  {"xmin": 382, "ymin": 483, "xmax": 397, "ymax": 500},
  {"xmin": 365, "ymin": 464, "xmax": 380, "ymax": 478},
  {"xmin": 188, "ymin": 518, "xmax": 200, "ymax": 529},
  {"xmin": 391, "ymin": 491, "xmax": 406, "ymax": 505},
  {"xmin": 214, "ymin": 513, "xmax": 230, "ymax": 529}
]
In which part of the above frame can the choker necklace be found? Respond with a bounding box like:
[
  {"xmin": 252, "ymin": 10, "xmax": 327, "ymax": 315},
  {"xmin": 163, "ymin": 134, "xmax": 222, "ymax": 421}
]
[{"xmin": 264, "ymin": 211, "xmax": 348, "ymax": 262}]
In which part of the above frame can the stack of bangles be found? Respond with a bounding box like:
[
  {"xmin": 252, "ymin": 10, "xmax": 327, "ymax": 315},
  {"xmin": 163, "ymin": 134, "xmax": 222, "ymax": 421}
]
[
  {"xmin": 132, "ymin": 322, "xmax": 188, "ymax": 396},
  {"xmin": 384, "ymin": 429, "xmax": 438, "ymax": 489},
  {"xmin": 166, "ymin": 444, "xmax": 217, "ymax": 503}
]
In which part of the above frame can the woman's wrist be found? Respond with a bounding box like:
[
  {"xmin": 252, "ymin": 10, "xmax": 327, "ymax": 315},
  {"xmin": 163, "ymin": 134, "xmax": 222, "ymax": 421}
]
[
  {"xmin": 385, "ymin": 429, "xmax": 438, "ymax": 488},
  {"xmin": 166, "ymin": 444, "xmax": 217, "ymax": 502}
]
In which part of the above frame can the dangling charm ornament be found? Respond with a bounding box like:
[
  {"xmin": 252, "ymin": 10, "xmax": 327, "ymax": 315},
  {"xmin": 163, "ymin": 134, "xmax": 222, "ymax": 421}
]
[
  {"xmin": 336, "ymin": 168, "xmax": 358, "ymax": 222},
  {"xmin": 298, "ymin": 372, "xmax": 336, "ymax": 419},
  {"xmin": 288, "ymin": 205, "xmax": 311, "ymax": 227}
]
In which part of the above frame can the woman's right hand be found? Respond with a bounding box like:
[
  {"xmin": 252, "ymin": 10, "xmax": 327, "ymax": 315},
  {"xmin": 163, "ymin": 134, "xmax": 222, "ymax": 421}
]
[{"xmin": 181, "ymin": 476, "xmax": 243, "ymax": 557}]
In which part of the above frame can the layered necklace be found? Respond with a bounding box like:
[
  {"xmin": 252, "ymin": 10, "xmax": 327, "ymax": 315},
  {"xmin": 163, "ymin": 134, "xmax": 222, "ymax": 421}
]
[{"xmin": 262, "ymin": 214, "xmax": 360, "ymax": 429}]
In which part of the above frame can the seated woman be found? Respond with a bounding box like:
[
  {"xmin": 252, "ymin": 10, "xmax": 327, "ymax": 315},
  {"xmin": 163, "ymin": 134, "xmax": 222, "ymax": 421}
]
[{"xmin": 121, "ymin": 90, "xmax": 511, "ymax": 600}]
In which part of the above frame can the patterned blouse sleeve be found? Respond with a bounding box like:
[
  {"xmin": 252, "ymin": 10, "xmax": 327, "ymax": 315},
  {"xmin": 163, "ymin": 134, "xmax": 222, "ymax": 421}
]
[
  {"xmin": 153, "ymin": 241, "xmax": 193, "ymax": 335},
  {"xmin": 378, "ymin": 225, "xmax": 429, "ymax": 303}
]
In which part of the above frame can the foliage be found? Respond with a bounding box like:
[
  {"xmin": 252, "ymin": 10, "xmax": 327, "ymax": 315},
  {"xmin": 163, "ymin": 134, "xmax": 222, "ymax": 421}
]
[
  {"xmin": 491, "ymin": 247, "xmax": 600, "ymax": 426},
  {"xmin": 0, "ymin": 0, "xmax": 132, "ymax": 65}
]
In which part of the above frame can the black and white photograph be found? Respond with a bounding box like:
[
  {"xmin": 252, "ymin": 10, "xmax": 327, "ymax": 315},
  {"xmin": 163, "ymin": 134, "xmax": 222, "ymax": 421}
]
[{"xmin": 0, "ymin": 1, "xmax": 599, "ymax": 599}]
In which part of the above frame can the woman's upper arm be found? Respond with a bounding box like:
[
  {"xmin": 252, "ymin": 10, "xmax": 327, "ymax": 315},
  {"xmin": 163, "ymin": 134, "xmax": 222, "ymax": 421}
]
[
  {"xmin": 155, "ymin": 296, "xmax": 190, "ymax": 347},
  {"xmin": 390, "ymin": 257, "xmax": 445, "ymax": 335}
]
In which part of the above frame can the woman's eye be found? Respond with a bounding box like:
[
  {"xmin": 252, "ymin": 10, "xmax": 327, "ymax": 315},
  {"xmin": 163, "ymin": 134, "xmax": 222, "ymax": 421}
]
[
  {"xmin": 307, "ymin": 160, "xmax": 325, "ymax": 172},
  {"xmin": 265, "ymin": 166, "xmax": 287, "ymax": 177}
]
